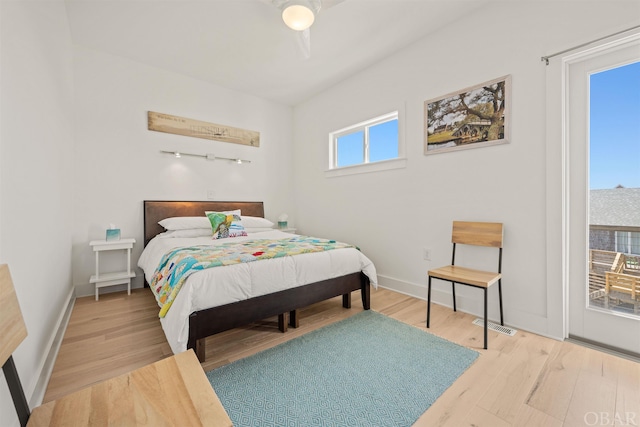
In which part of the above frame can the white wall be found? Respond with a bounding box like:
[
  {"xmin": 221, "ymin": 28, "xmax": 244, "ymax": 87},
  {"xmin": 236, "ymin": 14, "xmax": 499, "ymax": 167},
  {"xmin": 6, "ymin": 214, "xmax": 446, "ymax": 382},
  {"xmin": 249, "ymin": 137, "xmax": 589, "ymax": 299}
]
[
  {"xmin": 0, "ymin": 1, "xmax": 75, "ymax": 423},
  {"xmin": 72, "ymin": 47, "xmax": 295, "ymax": 295},
  {"xmin": 292, "ymin": 1, "xmax": 640, "ymax": 339},
  {"xmin": 0, "ymin": 3, "xmax": 636, "ymax": 423}
]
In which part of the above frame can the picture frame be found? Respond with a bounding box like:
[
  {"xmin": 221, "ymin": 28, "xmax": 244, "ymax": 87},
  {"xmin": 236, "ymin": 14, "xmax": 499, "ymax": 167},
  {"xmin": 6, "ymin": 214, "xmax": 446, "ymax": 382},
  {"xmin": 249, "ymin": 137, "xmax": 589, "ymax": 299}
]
[{"xmin": 424, "ymin": 75, "xmax": 511, "ymax": 155}]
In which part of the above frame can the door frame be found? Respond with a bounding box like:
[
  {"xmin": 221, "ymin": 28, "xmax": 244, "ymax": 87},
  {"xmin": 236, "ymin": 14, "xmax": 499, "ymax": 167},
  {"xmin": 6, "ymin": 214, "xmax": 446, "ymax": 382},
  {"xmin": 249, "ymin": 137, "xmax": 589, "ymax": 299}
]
[
  {"xmin": 559, "ymin": 30, "xmax": 640, "ymax": 353},
  {"xmin": 544, "ymin": 28, "xmax": 640, "ymax": 344}
]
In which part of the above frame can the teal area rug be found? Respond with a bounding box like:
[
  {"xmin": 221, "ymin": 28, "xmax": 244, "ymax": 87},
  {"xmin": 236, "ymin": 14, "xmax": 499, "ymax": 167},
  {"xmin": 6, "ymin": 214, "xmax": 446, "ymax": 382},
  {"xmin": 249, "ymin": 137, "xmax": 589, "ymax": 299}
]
[{"xmin": 206, "ymin": 310, "xmax": 478, "ymax": 427}]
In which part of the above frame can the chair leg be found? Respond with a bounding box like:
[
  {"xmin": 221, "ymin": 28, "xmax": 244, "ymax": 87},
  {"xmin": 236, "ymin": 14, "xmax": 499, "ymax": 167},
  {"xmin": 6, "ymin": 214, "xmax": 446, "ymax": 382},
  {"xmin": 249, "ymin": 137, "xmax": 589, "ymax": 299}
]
[
  {"xmin": 452, "ymin": 281, "xmax": 457, "ymax": 312},
  {"xmin": 484, "ymin": 288, "xmax": 488, "ymax": 350},
  {"xmin": 427, "ymin": 276, "xmax": 432, "ymax": 328},
  {"xmin": 3, "ymin": 356, "xmax": 30, "ymax": 427},
  {"xmin": 498, "ymin": 279, "xmax": 504, "ymax": 326}
]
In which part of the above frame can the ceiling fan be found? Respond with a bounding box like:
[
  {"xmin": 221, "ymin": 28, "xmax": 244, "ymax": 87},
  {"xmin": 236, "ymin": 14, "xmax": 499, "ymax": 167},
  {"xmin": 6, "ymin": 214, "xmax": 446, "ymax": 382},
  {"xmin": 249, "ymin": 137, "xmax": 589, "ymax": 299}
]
[{"xmin": 270, "ymin": 0, "xmax": 344, "ymax": 59}]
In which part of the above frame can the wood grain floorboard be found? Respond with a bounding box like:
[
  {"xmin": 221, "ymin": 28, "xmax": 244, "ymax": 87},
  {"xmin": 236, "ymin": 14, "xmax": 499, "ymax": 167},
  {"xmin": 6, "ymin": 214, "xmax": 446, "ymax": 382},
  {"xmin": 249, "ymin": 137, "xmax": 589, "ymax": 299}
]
[{"xmin": 43, "ymin": 286, "xmax": 640, "ymax": 425}]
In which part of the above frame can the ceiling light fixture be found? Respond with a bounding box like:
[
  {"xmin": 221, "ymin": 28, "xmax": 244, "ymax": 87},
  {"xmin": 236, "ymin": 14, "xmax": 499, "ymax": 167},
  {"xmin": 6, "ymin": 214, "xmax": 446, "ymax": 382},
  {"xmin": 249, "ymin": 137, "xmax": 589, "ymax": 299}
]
[
  {"xmin": 281, "ymin": 0, "xmax": 320, "ymax": 31},
  {"xmin": 160, "ymin": 150, "xmax": 251, "ymax": 164}
]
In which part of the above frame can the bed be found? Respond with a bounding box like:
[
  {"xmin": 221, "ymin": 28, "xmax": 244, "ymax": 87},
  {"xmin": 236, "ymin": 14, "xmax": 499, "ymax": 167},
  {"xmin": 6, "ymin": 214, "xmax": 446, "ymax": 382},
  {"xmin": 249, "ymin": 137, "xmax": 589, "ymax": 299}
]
[{"xmin": 140, "ymin": 200, "xmax": 376, "ymax": 362}]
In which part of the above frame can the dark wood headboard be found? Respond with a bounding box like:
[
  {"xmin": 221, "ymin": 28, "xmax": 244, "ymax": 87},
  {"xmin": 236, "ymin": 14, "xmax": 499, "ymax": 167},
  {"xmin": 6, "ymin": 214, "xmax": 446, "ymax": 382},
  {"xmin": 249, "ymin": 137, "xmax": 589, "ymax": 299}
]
[{"xmin": 143, "ymin": 200, "xmax": 265, "ymax": 246}]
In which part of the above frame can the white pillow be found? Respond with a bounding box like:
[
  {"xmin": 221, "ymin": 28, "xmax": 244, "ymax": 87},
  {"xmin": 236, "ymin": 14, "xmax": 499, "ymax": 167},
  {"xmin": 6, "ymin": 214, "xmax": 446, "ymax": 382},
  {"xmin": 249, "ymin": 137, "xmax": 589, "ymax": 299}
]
[
  {"xmin": 241, "ymin": 216, "xmax": 274, "ymax": 228},
  {"xmin": 158, "ymin": 216, "xmax": 211, "ymax": 230},
  {"xmin": 158, "ymin": 210, "xmax": 243, "ymax": 231},
  {"xmin": 158, "ymin": 229, "xmax": 213, "ymax": 238}
]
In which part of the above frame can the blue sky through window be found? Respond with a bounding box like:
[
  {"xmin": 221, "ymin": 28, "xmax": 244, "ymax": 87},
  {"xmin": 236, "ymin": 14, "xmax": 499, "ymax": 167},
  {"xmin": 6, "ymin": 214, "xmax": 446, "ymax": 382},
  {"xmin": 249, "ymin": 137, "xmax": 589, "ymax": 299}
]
[
  {"xmin": 336, "ymin": 119, "xmax": 398, "ymax": 168},
  {"xmin": 370, "ymin": 120, "xmax": 399, "ymax": 162},
  {"xmin": 337, "ymin": 131, "xmax": 364, "ymax": 167},
  {"xmin": 590, "ymin": 61, "xmax": 640, "ymax": 189}
]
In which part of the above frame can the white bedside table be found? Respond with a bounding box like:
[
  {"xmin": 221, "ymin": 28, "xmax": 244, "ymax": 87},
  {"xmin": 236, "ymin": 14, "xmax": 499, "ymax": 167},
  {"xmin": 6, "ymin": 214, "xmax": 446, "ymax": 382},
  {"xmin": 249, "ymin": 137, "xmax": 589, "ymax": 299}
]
[{"xmin": 89, "ymin": 238, "xmax": 136, "ymax": 301}]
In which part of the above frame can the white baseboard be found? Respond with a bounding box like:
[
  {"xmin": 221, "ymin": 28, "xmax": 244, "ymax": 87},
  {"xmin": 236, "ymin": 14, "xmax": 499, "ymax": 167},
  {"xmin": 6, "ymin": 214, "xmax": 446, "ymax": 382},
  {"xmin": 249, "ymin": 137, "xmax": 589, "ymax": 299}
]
[
  {"xmin": 28, "ymin": 287, "xmax": 75, "ymax": 407},
  {"xmin": 376, "ymin": 274, "xmax": 560, "ymax": 341},
  {"xmin": 377, "ymin": 274, "xmax": 427, "ymax": 301},
  {"xmin": 377, "ymin": 273, "xmax": 479, "ymax": 312}
]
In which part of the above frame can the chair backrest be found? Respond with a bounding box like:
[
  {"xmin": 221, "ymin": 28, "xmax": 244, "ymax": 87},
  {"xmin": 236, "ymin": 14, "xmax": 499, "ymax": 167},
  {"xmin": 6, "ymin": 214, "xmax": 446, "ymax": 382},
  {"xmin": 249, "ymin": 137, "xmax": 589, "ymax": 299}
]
[
  {"xmin": 0, "ymin": 264, "xmax": 27, "ymax": 367},
  {"xmin": 452, "ymin": 221, "xmax": 503, "ymax": 248}
]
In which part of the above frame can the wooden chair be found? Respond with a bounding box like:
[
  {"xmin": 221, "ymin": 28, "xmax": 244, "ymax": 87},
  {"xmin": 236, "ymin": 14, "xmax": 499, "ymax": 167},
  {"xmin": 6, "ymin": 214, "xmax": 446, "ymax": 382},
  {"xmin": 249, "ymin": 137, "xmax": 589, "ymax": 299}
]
[
  {"xmin": 427, "ymin": 221, "xmax": 504, "ymax": 349},
  {"xmin": 1, "ymin": 264, "xmax": 31, "ymax": 427},
  {"xmin": 0, "ymin": 264, "xmax": 232, "ymax": 427},
  {"xmin": 605, "ymin": 271, "xmax": 640, "ymax": 313}
]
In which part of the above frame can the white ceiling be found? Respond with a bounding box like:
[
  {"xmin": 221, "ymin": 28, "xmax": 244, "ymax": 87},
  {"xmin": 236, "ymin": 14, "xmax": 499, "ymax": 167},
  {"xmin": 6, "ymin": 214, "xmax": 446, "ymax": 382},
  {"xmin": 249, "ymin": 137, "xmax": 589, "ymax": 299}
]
[{"xmin": 65, "ymin": 0, "xmax": 487, "ymax": 106}]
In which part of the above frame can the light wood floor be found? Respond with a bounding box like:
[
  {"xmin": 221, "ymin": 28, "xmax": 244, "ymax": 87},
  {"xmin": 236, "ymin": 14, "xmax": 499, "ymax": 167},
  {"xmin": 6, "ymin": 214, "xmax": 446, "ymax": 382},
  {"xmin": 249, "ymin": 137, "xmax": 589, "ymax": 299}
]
[{"xmin": 44, "ymin": 287, "xmax": 640, "ymax": 426}]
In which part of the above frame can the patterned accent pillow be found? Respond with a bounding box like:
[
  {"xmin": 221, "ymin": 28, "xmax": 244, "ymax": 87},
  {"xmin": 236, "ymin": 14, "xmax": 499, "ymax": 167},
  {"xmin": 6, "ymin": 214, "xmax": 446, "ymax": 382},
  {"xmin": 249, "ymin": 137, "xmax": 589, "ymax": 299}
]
[{"xmin": 206, "ymin": 212, "xmax": 248, "ymax": 239}]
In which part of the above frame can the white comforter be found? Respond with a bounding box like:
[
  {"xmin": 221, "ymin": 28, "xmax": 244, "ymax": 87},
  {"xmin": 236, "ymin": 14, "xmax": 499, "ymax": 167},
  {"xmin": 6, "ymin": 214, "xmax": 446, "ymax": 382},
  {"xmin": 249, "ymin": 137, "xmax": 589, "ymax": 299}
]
[{"xmin": 137, "ymin": 230, "xmax": 378, "ymax": 354}]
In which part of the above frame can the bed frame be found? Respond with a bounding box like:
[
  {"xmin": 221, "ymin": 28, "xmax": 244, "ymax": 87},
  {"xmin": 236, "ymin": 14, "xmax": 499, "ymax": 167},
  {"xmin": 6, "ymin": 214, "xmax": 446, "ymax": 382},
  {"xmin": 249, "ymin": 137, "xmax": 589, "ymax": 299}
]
[{"xmin": 143, "ymin": 200, "xmax": 371, "ymax": 362}]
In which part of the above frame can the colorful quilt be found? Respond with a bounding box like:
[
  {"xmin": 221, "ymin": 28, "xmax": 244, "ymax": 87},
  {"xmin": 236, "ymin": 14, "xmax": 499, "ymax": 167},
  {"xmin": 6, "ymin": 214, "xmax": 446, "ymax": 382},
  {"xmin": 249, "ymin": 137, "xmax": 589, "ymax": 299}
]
[{"xmin": 150, "ymin": 236, "xmax": 354, "ymax": 318}]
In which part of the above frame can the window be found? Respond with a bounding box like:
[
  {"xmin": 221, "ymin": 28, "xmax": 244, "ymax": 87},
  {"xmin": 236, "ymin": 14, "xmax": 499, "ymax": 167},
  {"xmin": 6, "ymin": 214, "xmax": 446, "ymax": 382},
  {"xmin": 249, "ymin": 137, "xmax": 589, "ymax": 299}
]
[
  {"xmin": 329, "ymin": 112, "xmax": 402, "ymax": 173},
  {"xmin": 615, "ymin": 231, "xmax": 640, "ymax": 255}
]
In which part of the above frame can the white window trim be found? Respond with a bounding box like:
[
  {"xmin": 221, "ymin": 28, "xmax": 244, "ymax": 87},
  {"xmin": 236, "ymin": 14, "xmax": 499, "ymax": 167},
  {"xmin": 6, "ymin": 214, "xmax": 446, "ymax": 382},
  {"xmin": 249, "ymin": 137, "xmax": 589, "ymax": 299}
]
[
  {"xmin": 325, "ymin": 108, "xmax": 406, "ymax": 178},
  {"xmin": 325, "ymin": 157, "xmax": 408, "ymax": 178}
]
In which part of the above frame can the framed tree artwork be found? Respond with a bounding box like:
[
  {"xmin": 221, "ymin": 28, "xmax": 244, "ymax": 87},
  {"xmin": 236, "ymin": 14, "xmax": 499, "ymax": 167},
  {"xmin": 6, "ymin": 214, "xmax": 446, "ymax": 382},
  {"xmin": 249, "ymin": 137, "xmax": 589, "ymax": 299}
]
[{"xmin": 424, "ymin": 75, "xmax": 511, "ymax": 155}]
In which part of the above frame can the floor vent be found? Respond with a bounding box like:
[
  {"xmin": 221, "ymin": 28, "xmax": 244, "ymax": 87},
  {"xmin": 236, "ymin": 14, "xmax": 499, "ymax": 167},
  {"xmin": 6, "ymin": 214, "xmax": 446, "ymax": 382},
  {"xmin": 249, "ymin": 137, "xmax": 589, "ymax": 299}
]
[{"xmin": 472, "ymin": 318, "xmax": 517, "ymax": 336}]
